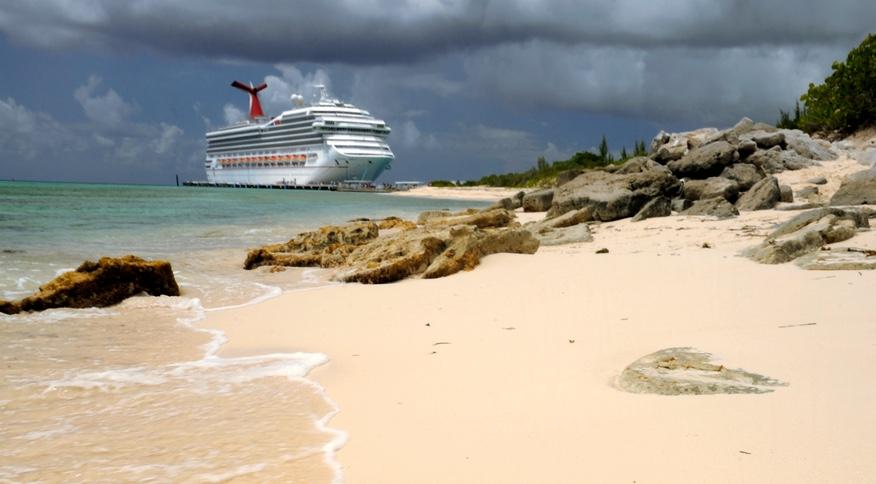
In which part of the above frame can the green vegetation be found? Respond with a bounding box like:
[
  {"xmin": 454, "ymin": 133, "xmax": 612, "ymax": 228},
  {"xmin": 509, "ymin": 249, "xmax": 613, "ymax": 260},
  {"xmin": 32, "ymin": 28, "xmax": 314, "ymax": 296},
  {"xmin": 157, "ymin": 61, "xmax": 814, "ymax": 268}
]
[
  {"xmin": 778, "ymin": 33, "xmax": 876, "ymax": 134},
  {"xmin": 431, "ymin": 135, "xmax": 649, "ymax": 188}
]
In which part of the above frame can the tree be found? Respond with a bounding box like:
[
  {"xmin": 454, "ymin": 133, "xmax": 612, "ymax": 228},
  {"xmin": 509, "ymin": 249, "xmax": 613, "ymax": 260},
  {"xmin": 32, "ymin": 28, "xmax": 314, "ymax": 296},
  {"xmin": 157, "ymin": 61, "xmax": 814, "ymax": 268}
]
[
  {"xmin": 795, "ymin": 33, "xmax": 876, "ymax": 133},
  {"xmin": 598, "ymin": 134, "xmax": 609, "ymax": 163},
  {"xmin": 536, "ymin": 156, "xmax": 548, "ymax": 171},
  {"xmin": 620, "ymin": 146, "xmax": 628, "ymax": 159}
]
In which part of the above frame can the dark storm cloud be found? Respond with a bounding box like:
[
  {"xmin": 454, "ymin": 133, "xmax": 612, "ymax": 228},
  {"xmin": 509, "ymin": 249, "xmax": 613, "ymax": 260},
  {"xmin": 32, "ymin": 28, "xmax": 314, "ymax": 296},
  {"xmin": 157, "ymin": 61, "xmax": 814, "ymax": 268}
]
[{"xmin": 0, "ymin": 0, "xmax": 873, "ymax": 64}]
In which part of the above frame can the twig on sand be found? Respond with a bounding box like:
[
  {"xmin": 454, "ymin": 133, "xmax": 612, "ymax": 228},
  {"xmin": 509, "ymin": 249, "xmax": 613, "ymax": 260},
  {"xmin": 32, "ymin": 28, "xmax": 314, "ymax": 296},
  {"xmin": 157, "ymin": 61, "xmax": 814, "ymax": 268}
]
[
  {"xmin": 433, "ymin": 341, "xmax": 452, "ymax": 346},
  {"xmin": 778, "ymin": 322, "xmax": 817, "ymax": 329},
  {"xmin": 739, "ymin": 450, "xmax": 751, "ymax": 455}
]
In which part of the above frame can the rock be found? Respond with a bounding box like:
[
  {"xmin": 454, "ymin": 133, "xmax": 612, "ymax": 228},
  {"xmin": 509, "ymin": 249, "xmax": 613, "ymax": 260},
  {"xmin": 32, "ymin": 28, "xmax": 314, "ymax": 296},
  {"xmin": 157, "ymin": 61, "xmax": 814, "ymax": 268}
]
[
  {"xmin": 746, "ymin": 208, "xmax": 869, "ymax": 264},
  {"xmin": 720, "ymin": 163, "xmax": 764, "ymax": 191},
  {"xmin": 422, "ymin": 208, "xmax": 515, "ymax": 229},
  {"xmin": 779, "ymin": 184, "xmax": 794, "ymax": 203},
  {"xmin": 830, "ymin": 168, "xmax": 876, "ymax": 205},
  {"xmin": 244, "ymin": 221, "xmax": 379, "ymax": 270},
  {"xmin": 796, "ymin": 247, "xmax": 876, "ymax": 271},
  {"xmin": 340, "ymin": 230, "xmax": 449, "ymax": 284},
  {"xmin": 667, "ymin": 141, "xmax": 737, "ymax": 179},
  {"xmin": 681, "ymin": 196, "xmax": 739, "ymax": 219},
  {"xmin": 736, "ymin": 176, "xmax": 781, "ymax": 211},
  {"xmin": 747, "ymin": 147, "xmax": 786, "ymax": 174},
  {"xmin": 522, "ymin": 189, "xmax": 555, "ymax": 212},
  {"xmin": 526, "ymin": 222, "xmax": 593, "ymax": 246},
  {"xmin": 617, "ymin": 347, "xmax": 786, "ymax": 395},
  {"xmin": 782, "ymin": 129, "xmax": 837, "ymax": 161},
  {"xmin": 632, "ymin": 196, "xmax": 672, "ymax": 222},
  {"xmin": 807, "ymin": 176, "xmax": 828, "ymax": 185},
  {"xmin": 422, "ymin": 226, "xmax": 539, "ymax": 279},
  {"xmin": 613, "ymin": 157, "xmax": 662, "ymax": 174},
  {"xmin": 548, "ymin": 160, "xmax": 681, "ymax": 221},
  {"xmin": 556, "ymin": 169, "xmax": 584, "ymax": 186},
  {"xmin": 776, "ymin": 202, "xmax": 827, "ymax": 211},
  {"xmin": 736, "ymin": 139, "xmax": 758, "ymax": 159},
  {"xmin": 797, "ymin": 186, "xmax": 819, "ymax": 199},
  {"xmin": 491, "ymin": 192, "xmax": 526, "ymax": 211},
  {"xmin": 671, "ymin": 198, "xmax": 693, "ymax": 212},
  {"xmin": 378, "ymin": 217, "xmax": 417, "ymax": 231},
  {"xmin": 0, "ymin": 256, "xmax": 180, "ymax": 314},
  {"xmin": 543, "ymin": 206, "xmax": 594, "ymax": 228},
  {"xmin": 513, "ymin": 191, "xmax": 526, "ymax": 207},
  {"xmin": 742, "ymin": 130, "xmax": 786, "ymax": 149},
  {"xmin": 781, "ymin": 150, "xmax": 820, "ymax": 171},
  {"xmin": 682, "ymin": 177, "xmax": 740, "ymax": 203},
  {"xmin": 653, "ymin": 143, "xmax": 687, "ymax": 164},
  {"xmin": 650, "ymin": 127, "xmax": 719, "ymax": 157},
  {"xmin": 596, "ymin": 248, "xmax": 609, "ymax": 254}
]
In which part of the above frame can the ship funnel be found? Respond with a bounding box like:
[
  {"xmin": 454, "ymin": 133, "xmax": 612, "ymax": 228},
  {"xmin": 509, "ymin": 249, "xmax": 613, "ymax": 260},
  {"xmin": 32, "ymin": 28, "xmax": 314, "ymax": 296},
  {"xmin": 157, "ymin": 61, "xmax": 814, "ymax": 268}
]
[{"xmin": 230, "ymin": 80, "xmax": 268, "ymax": 118}]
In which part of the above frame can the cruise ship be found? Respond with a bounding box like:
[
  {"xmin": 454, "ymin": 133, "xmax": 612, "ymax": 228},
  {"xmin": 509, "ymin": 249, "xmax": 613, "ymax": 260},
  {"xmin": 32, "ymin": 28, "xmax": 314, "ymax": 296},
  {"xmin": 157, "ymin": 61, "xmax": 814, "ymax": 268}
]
[{"xmin": 204, "ymin": 81, "xmax": 394, "ymax": 185}]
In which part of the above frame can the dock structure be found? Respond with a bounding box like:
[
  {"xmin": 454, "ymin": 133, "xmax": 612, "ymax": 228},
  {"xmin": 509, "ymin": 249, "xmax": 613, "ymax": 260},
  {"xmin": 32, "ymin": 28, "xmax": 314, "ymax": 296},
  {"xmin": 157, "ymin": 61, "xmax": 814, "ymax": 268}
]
[{"xmin": 182, "ymin": 181, "xmax": 337, "ymax": 191}]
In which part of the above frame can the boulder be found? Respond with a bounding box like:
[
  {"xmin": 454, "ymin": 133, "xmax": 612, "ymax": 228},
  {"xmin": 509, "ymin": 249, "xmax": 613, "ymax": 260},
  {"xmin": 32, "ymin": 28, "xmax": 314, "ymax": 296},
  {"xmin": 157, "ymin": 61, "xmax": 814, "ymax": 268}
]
[
  {"xmin": 681, "ymin": 196, "xmax": 739, "ymax": 219},
  {"xmin": 671, "ymin": 198, "xmax": 693, "ymax": 212},
  {"xmin": 736, "ymin": 139, "xmax": 758, "ymax": 159},
  {"xmin": 747, "ymin": 147, "xmax": 786, "ymax": 174},
  {"xmin": 742, "ymin": 130, "xmax": 786, "ymax": 149},
  {"xmin": 736, "ymin": 176, "xmax": 782, "ymax": 211},
  {"xmin": 720, "ymin": 163, "xmax": 764, "ymax": 191},
  {"xmin": 421, "ymin": 208, "xmax": 514, "ymax": 229},
  {"xmin": 491, "ymin": 191, "xmax": 526, "ymax": 211},
  {"xmin": 527, "ymin": 223, "xmax": 593, "ymax": 246},
  {"xmin": 653, "ymin": 143, "xmax": 687, "ymax": 164},
  {"xmin": 682, "ymin": 177, "xmax": 740, "ymax": 202},
  {"xmin": 781, "ymin": 150, "xmax": 820, "ymax": 171},
  {"xmin": 782, "ymin": 129, "xmax": 837, "ymax": 161},
  {"xmin": 244, "ymin": 221, "xmax": 379, "ymax": 270},
  {"xmin": 613, "ymin": 157, "xmax": 662, "ymax": 174},
  {"xmin": 547, "ymin": 160, "xmax": 681, "ymax": 221},
  {"xmin": 650, "ymin": 127, "xmax": 719, "ymax": 156},
  {"xmin": 378, "ymin": 217, "xmax": 417, "ymax": 231},
  {"xmin": 1, "ymin": 256, "xmax": 180, "ymax": 314},
  {"xmin": 556, "ymin": 169, "xmax": 584, "ymax": 186},
  {"xmin": 513, "ymin": 191, "xmax": 526, "ymax": 207},
  {"xmin": 422, "ymin": 226, "xmax": 539, "ymax": 279},
  {"xmin": 544, "ymin": 206, "xmax": 594, "ymax": 228},
  {"xmin": 667, "ymin": 141, "xmax": 737, "ymax": 179},
  {"xmin": 522, "ymin": 189, "xmax": 555, "ymax": 212},
  {"xmin": 797, "ymin": 186, "xmax": 819, "ymax": 199},
  {"xmin": 632, "ymin": 196, "xmax": 672, "ymax": 222},
  {"xmin": 340, "ymin": 230, "xmax": 449, "ymax": 284},
  {"xmin": 617, "ymin": 347, "xmax": 786, "ymax": 395},
  {"xmin": 830, "ymin": 168, "xmax": 876, "ymax": 205},
  {"xmin": 780, "ymin": 184, "xmax": 794, "ymax": 203},
  {"xmin": 746, "ymin": 208, "xmax": 869, "ymax": 264},
  {"xmin": 807, "ymin": 176, "xmax": 828, "ymax": 185}
]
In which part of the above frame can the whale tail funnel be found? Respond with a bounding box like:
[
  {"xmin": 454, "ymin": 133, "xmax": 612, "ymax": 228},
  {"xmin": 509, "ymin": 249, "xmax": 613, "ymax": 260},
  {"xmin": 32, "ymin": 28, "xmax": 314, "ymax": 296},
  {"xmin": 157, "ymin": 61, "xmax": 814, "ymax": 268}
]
[{"xmin": 231, "ymin": 80, "xmax": 268, "ymax": 118}]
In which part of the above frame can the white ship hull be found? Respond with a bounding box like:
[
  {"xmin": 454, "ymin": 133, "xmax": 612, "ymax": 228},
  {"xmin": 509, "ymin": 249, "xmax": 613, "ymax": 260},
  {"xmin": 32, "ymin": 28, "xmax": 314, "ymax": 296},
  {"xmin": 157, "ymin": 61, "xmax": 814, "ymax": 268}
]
[{"xmin": 205, "ymin": 146, "xmax": 392, "ymax": 185}]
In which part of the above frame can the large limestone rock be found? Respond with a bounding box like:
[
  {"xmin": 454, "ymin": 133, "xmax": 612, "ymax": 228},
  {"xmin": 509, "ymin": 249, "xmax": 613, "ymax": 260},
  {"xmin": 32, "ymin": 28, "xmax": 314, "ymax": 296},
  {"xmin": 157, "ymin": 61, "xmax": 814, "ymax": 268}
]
[
  {"xmin": 682, "ymin": 177, "xmax": 740, "ymax": 202},
  {"xmin": 681, "ymin": 196, "xmax": 739, "ymax": 219},
  {"xmin": 547, "ymin": 160, "xmax": 680, "ymax": 221},
  {"xmin": 617, "ymin": 347, "xmax": 786, "ymax": 395},
  {"xmin": 339, "ymin": 230, "xmax": 449, "ymax": 284},
  {"xmin": 522, "ymin": 189, "xmax": 555, "ymax": 212},
  {"xmin": 747, "ymin": 147, "xmax": 786, "ymax": 174},
  {"xmin": 667, "ymin": 140, "xmax": 737, "ymax": 179},
  {"xmin": 422, "ymin": 226, "xmax": 539, "ymax": 278},
  {"xmin": 632, "ymin": 196, "xmax": 672, "ymax": 222},
  {"xmin": 742, "ymin": 130, "xmax": 786, "ymax": 149},
  {"xmin": 782, "ymin": 129, "xmax": 837, "ymax": 161},
  {"xmin": 746, "ymin": 208, "xmax": 869, "ymax": 264},
  {"xmin": 0, "ymin": 256, "xmax": 180, "ymax": 314},
  {"xmin": 736, "ymin": 176, "xmax": 782, "ymax": 211},
  {"xmin": 830, "ymin": 168, "xmax": 876, "ymax": 205},
  {"xmin": 720, "ymin": 163, "xmax": 764, "ymax": 191},
  {"xmin": 244, "ymin": 221, "xmax": 379, "ymax": 270},
  {"xmin": 420, "ymin": 208, "xmax": 514, "ymax": 229},
  {"xmin": 525, "ymin": 208, "xmax": 594, "ymax": 245}
]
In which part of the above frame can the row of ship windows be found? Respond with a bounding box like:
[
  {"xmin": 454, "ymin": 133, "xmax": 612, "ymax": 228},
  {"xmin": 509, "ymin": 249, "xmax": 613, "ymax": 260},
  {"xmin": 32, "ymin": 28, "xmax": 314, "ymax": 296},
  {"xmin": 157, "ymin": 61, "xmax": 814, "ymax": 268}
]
[{"xmin": 209, "ymin": 161, "xmax": 307, "ymax": 168}]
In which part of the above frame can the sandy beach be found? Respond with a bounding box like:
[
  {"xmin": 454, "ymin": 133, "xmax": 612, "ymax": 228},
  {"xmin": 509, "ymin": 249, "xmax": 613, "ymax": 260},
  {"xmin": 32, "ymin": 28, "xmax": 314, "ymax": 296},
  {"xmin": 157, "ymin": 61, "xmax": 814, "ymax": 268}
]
[
  {"xmin": 387, "ymin": 185, "xmax": 525, "ymax": 201},
  {"xmin": 207, "ymin": 152, "xmax": 876, "ymax": 483}
]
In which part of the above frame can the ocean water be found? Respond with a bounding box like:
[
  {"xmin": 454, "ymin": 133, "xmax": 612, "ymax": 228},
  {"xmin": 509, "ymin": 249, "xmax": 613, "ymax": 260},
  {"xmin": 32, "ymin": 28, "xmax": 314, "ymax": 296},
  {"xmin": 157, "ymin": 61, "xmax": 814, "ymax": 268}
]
[{"xmin": 0, "ymin": 181, "xmax": 486, "ymax": 482}]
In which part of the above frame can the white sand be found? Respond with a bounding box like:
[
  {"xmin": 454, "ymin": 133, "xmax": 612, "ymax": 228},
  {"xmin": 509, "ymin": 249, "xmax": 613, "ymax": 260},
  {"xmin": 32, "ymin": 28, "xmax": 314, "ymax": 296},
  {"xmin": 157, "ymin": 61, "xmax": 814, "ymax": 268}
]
[
  {"xmin": 207, "ymin": 156, "xmax": 876, "ymax": 483},
  {"xmin": 387, "ymin": 185, "xmax": 525, "ymax": 201}
]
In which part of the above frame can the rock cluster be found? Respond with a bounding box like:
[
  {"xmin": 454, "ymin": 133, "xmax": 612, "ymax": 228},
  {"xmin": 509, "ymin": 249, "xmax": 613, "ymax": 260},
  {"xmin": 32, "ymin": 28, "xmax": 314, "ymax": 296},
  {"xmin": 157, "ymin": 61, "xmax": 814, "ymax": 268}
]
[
  {"xmin": 538, "ymin": 118, "xmax": 834, "ymax": 223},
  {"xmin": 746, "ymin": 207, "xmax": 870, "ymax": 264},
  {"xmin": 244, "ymin": 208, "xmax": 539, "ymax": 284},
  {"xmin": 617, "ymin": 347, "xmax": 787, "ymax": 395},
  {"xmin": 0, "ymin": 256, "xmax": 180, "ymax": 314}
]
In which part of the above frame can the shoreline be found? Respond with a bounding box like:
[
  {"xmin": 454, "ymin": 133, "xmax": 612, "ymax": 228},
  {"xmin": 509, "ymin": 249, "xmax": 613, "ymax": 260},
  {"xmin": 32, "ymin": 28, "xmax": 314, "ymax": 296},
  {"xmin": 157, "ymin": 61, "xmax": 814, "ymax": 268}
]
[
  {"xmin": 385, "ymin": 185, "xmax": 525, "ymax": 201},
  {"xmin": 206, "ymin": 206, "xmax": 876, "ymax": 483}
]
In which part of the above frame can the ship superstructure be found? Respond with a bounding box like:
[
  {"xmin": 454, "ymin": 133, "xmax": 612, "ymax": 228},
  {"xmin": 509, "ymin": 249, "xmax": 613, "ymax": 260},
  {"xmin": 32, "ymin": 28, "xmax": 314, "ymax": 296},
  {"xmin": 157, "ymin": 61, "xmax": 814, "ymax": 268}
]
[{"xmin": 204, "ymin": 82, "xmax": 394, "ymax": 185}]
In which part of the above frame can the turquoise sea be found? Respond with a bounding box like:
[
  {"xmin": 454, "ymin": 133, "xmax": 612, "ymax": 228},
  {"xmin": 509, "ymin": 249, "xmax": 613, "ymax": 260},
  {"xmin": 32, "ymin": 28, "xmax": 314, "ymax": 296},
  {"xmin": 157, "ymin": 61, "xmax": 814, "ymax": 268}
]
[{"xmin": 0, "ymin": 181, "xmax": 487, "ymax": 482}]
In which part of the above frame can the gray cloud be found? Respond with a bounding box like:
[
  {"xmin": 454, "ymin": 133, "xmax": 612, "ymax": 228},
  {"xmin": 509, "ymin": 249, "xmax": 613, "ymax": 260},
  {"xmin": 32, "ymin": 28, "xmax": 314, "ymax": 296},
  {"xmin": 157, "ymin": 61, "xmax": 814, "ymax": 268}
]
[{"xmin": 0, "ymin": 0, "xmax": 872, "ymax": 64}]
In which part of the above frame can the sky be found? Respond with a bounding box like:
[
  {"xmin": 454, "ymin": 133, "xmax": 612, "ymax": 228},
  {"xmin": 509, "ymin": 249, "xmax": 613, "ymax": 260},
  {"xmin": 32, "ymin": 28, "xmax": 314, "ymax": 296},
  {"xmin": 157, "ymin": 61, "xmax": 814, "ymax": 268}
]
[{"xmin": 0, "ymin": 1, "xmax": 873, "ymax": 185}]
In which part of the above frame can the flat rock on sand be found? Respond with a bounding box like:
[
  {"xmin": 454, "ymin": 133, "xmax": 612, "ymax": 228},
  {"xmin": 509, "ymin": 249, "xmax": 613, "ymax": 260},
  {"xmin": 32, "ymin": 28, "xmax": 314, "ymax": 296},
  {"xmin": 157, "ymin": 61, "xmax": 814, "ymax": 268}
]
[{"xmin": 617, "ymin": 347, "xmax": 787, "ymax": 395}]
